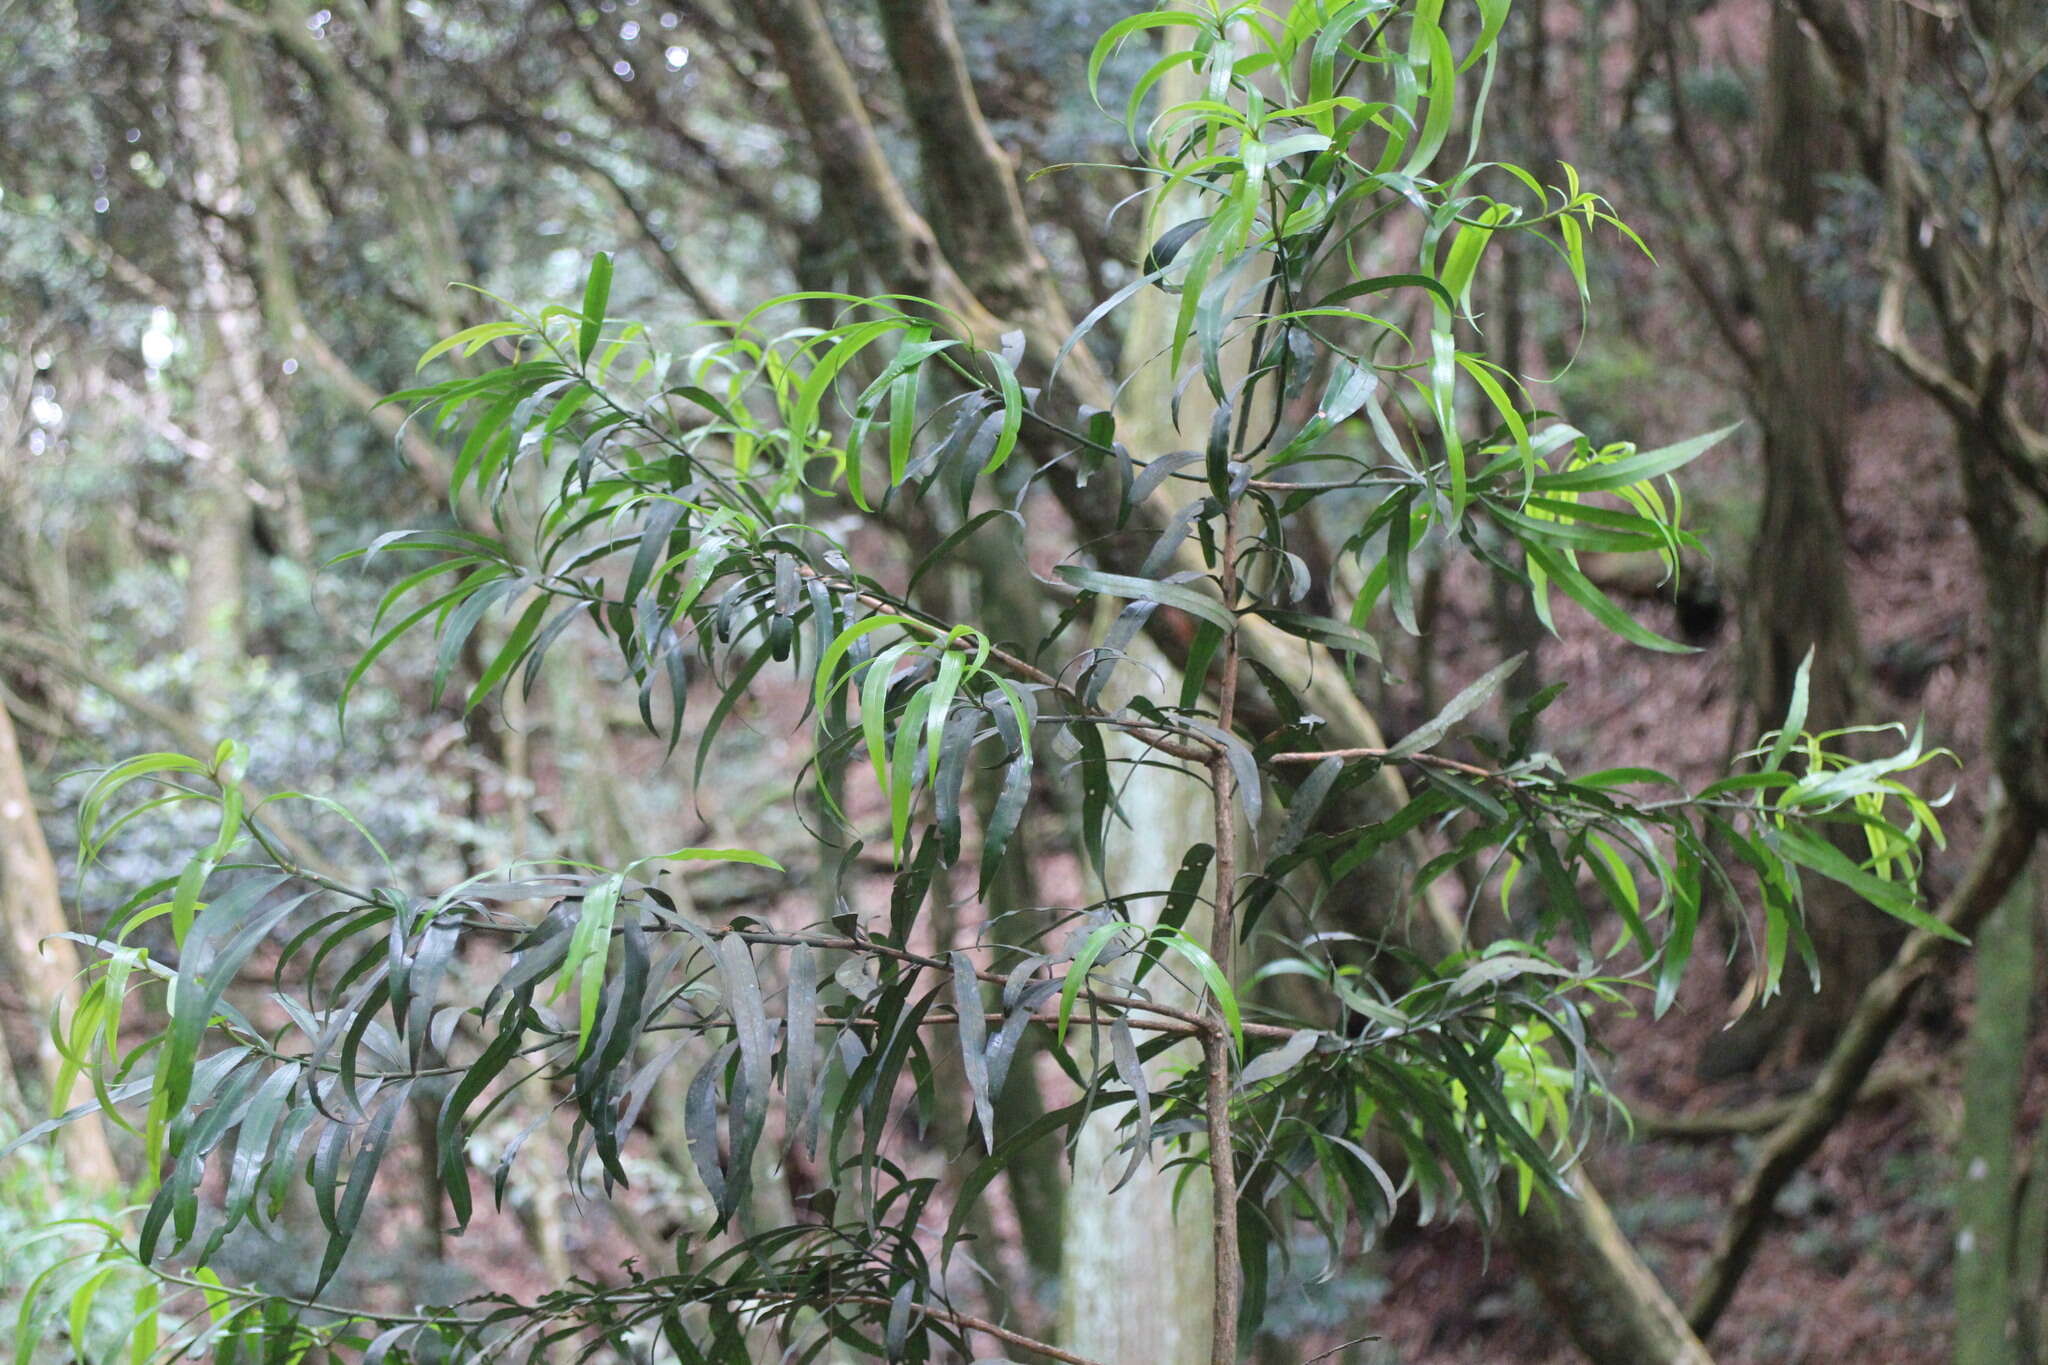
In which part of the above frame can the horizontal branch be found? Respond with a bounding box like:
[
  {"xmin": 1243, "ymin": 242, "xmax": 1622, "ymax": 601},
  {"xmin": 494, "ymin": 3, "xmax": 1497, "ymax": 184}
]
[
  {"xmin": 801, "ymin": 566, "xmax": 1216, "ymax": 763},
  {"xmin": 1270, "ymin": 746, "xmax": 1500, "ymax": 780},
  {"xmin": 150, "ymin": 1266, "xmax": 1108, "ymax": 1365},
  {"xmin": 556, "ymin": 923, "xmax": 1227, "ymax": 1039},
  {"xmin": 1628, "ymin": 1061, "xmax": 1937, "ymax": 1142},
  {"xmin": 753, "ymin": 1291, "xmax": 1105, "ymax": 1365}
]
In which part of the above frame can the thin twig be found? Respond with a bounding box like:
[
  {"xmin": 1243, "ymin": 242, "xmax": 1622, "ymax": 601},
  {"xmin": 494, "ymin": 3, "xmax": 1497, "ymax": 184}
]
[
  {"xmin": 1205, "ymin": 495, "xmax": 1244, "ymax": 1365},
  {"xmin": 800, "ymin": 565, "xmax": 1217, "ymax": 763},
  {"xmin": 753, "ymin": 1291, "xmax": 1109, "ymax": 1365},
  {"xmin": 145, "ymin": 1268, "xmax": 1110, "ymax": 1365},
  {"xmin": 1203, "ymin": 1027, "xmax": 1243, "ymax": 1365},
  {"xmin": 1269, "ymin": 745, "xmax": 1501, "ymax": 780}
]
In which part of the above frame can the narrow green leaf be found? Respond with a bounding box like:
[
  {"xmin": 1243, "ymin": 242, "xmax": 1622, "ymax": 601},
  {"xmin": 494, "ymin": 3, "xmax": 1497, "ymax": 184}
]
[
  {"xmin": 578, "ymin": 252, "xmax": 613, "ymax": 363},
  {"xmin": 1239, "ymin": 1028, "xmax": 1318, "ymax": 1086},
  {"xmin": 1389, "ymin": 653, "xmax": 1524, "ymax": 757},
  {"xmin": 1057, "ymin": 922, "xmax": 1130, "ymax": 1046},
  {"xmin": 950, "ymin": 952, "xmax": 994, "ymax": 1150},
  {"xmin": 1523, "ymin": 542, "xmax": 1694, "ymax": 653},
  {"xmin": 465, "ymin": 594, "xmax": 548, "ymax": 713},
  {"xmin": 1153, "ymin": 926, "xmax": 1242, "ymax": 1054},
  {"xmin": 1763, "ymin": 649, "xmax": 1814, "ymax": 773},
  {"xmin": 1108, "ymin": 1018, "xmax": 1152, "ymax": 1193},
  {"xmin": 1536, "ymin": 424, "xmax": 1738, "ymax": 493},
  {"xmin": 1054, "ymin": 566, "xmax": 1235, "ymax": 633}
]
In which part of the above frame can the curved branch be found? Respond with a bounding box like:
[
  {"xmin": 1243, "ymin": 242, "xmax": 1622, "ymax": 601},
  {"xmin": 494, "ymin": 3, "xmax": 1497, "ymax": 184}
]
[
  {"xmin": 1686, "ymin": 804, "xmax": 2039, "ymax": 1335},
  {"xmin": 1628, "ymin": 1061, "xmax": 1936, "ymax": 1142},
  {"xmin": 750, "ymin": 0, "xmax": 1001, "ymax": 343},
  {"xmin": 874, "ymin": 0, "xmax": 1087, "ymax": 348},
  {"xmin": 1505, "ymin": 1169, "xmax": 1715, "ymax": 1365}
]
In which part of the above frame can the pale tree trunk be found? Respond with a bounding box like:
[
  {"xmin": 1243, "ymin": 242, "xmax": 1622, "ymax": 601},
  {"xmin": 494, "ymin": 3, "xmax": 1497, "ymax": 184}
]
[
  {"xmin": 0, "ymin": 1009, "xmax": 24, "ymax": 1129},
  {"xmin": 1057, "ymin": 27, "xmax": 1234, "ymax": 1342},
  {"xmin": 753, "ymin": 0, "xmax": 1225, "ymax": 1343},
  {"xmin": 1059, "ymin": 721, "xmax": 1218, "ymax": 1360},
  {"xmin": 215, "ymin": 46, "xmax": 318, "ymax": 575},
  {"xmin": 182, "ymin": 456, "xmax": 246, "ymax": 721},
  {"xmin": 1953, "ymin": 875, "xmax": 2036, "ymax": 1365},
  {"xmin": 174, "ymin": 39, "xmax": 256, "ymax": 719},
  {"xmin": 169, "ymin": 27, "xmax": 321, "ymax": 699},
  {"xmin": 0, "ymin": 699, "xmax": 121, "ymax": 1190},
  {"xmin": 1059, "ymin": 281, "xmax": 1229, "ymax": 1365}
]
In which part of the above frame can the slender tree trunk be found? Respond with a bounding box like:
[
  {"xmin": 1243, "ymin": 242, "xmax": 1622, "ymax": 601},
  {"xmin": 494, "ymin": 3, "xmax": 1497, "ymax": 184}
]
[
  {"xmin": 175, "ymin": 38, "xmax": 257, "ymax": 720},
  {"xmin": 181, "ymin": 452, "xmax": 247, "ymax": 720},
  {"xmin": 1059, "ymin": 718, "xmax": 1217, "ymax": 1362},
  {"xmin": 1950, "ymin": 427, "xmax": 2048, "ymax": 824},
  {"xmin": 1487, "ymin": 0, "xmax": 1549, "ymax": 719},
  {"xmin": 0, "ymin": 699, "xmax": 121, "ymax": 1190},
  {"xmin": 1058, "ymin": 173, "xmax": 1223, "ymax": 1356},
  {"xmin": 1747, "ymin": 0, "xmax": 1860, "ymax": 774},
  {"xmin": 1954, "ymin": 875, "xmax": 2035, "ymax": 1365},
  {"xmin": 2012, "ymin": 1109, "xmax": 2048, "ymax": 1365}
]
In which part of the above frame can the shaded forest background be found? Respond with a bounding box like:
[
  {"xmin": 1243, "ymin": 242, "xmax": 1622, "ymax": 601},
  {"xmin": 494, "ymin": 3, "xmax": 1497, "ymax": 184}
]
[{"xmin": 1, "ymin": 1, "xmax": 2043, "ymax": 1362}]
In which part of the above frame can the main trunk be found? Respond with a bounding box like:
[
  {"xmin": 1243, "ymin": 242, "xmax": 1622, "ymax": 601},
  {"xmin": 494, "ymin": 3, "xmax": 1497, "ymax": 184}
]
[
  {"xmin": 1058, "ymin": 728, "xmax": 1218, "ymax": 1361},
  {"xmin": 1057, "ymin": 117, "xmax": 1225, "ymax": 1348}
]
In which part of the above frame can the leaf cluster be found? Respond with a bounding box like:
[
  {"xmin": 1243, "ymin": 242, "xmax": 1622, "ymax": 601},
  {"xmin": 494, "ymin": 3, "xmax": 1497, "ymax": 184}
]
[{"xmin": 9, "ymin": 4, "xmax": 1959, "ymax": 1361}]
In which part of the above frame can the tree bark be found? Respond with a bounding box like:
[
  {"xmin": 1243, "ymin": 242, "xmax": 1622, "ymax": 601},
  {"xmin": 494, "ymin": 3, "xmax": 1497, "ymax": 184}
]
[
  {"xmin": 874, "ymin": 0, "xmax": 1075, "ymax": 332},
  {"xmin": 1688, "ymin": 3, "xmax": 1875, "ymax": 1077},
  {"xmin": 2012, "ymin": 1108, "xmax": 2048, "ymax": 1364},
  {"xmin": 1954, "ymin": 874, "xmax": 2035, "ymax": 1365},
  {"xmin": 1744, "ymin": 5, "xmax": 1860, "ymax": 742},
  {"xmin": 174, "ymin": 37, "xmax": 256, "ymax": 719},
  {"xmin": 751, "ymin": 0, "xmax": 1003, "ymax": 348},
  {"xmin": 1056, "ymin": 52, "xmax": 1225, "ymax": 1343},
  {"xmin": 0, "ymin": 699, "xmax": 121, "ymax": 1190},
  {"xmin": 1058, "ymin": 727, "xmax": 1218, "ymax": 1362},
  {"xmin": 1506, "ymin": 1170, "xmax": 1714, "ymax": 1365}
]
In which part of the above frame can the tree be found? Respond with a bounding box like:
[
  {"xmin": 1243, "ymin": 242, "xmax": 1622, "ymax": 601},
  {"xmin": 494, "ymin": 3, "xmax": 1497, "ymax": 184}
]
[
  {"xmin": 8, "ymin": 4, "xmax": 1952, "ymax": 1362},
  {"xmin": 1767, "ymin": 1, "xmax": 2048, "ymax": 1355},
  {"xmin": 1622, "ymin": 0, "xmax": 1873, "ymax": 1070}
]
